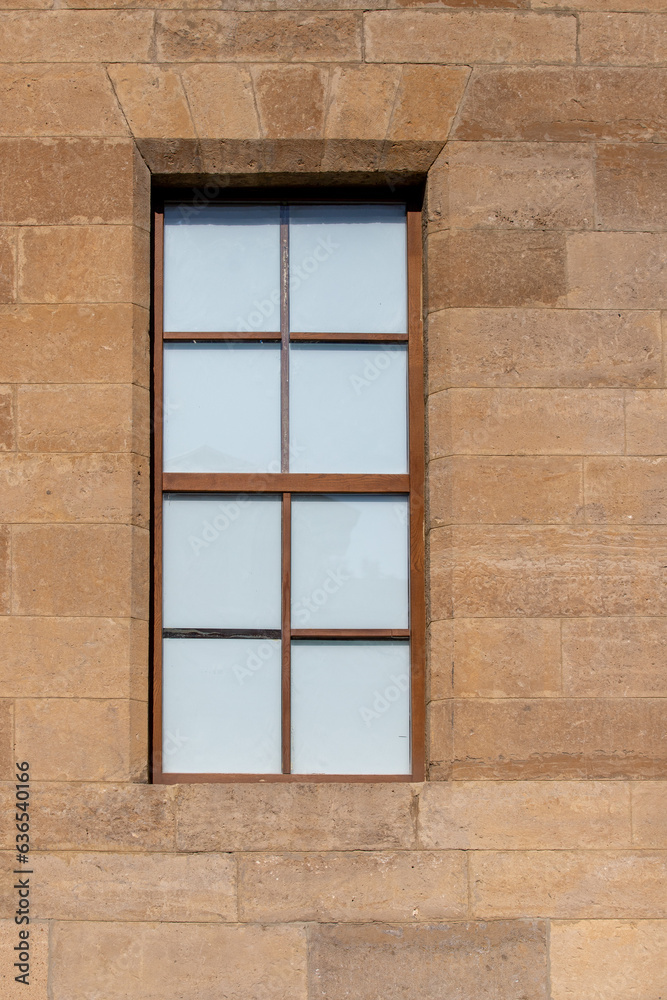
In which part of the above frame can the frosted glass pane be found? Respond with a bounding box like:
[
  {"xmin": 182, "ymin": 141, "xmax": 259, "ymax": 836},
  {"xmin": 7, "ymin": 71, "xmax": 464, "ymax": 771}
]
[
  {"xmin": 289, "ymin": 205, "xmax": 407, "ymax": 334},
  {"xmin": 291, "ymin": 496, "xmax": 409, "ymax": 629},
  {"xmin": 163, "ymin": 495, "xmax": 281, "ymax": 628},
  {"xmin": 289, "ymin": 344, "xmax": 407, "ymax": 473},
  {"xmin": 164, "ymin": 204, "xmax": 280, "ymax": 333},
  {"xmin": 291, "ymin": 641, "xmax": 410, "ymax": 775},
  {"xmin": 163, "ymin": 343, "xmax": 281, "ymax": 473},
  {"xmin": 163, "ymin": 638, "xmax": 281, "ymax": 773}
]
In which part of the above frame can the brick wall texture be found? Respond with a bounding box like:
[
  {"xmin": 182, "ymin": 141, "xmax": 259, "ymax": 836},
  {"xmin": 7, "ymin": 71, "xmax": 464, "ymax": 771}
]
[{"xmin": 0, "ymin": 0, "xmax": 666, "ymax": 996}]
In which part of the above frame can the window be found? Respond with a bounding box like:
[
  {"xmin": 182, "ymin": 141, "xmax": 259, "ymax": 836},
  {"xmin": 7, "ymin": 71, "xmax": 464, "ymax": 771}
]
[{"xmin": 152, "ymin": 194, "xmax": 425, "ymax": 782}]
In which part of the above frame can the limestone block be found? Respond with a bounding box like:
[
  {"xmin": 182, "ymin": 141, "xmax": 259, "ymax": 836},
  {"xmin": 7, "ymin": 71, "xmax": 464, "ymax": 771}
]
[
  {"xmin": 563, "ymin": 619, "xmax": 667, "ymax": 697},
  {"xmin": 182, "ymin": 65, "xmax": 259, "ymax": 138},
  {"xmin": 451, "ymin": 618, "xmax": 561, "ymax": 698},
  {"xmin": 580, "ymin": 13, "xmax": 667, "ymax": 65},
  {"xmin": 108, "ymin": 65, "xmax": 196, "ymax": 139},
  {"xmin": 389, "ymin": 66, "xmax": 470, "ymax": 141},
  {"xmin": 325, "ymin": 65, "xmax": 400, "ymax": 139},
  {"xmin": 427, "ymin": 699, "xmax": 452, "ymax": 780},
  {"xmin": 428, "ymin": 456, "xmax": 451, "ymax": 528},
  {"xmin": 0, "ymin": 528, "xmax": 8, "ymax": 616},
  {"xmin": 418, "ymin": 781, "xmax": 631, "ymax": 850},
  {"xmin": 567, "ymin": 234, "xmax": 667, "ymax": 309},
  {"xmin": 16, "ymin": 385, "xmax": 135, "ymax": 454},
  {"xmin": 632, "ymin": 782, "xmax": 667, "ymax": 847},
  {"xmin": 0, "ymin": 920, "xmax": 48, "ymax": 999},
  {"xmin": 365, "ymin": 11, "xmax": 576, "ymax": 64},
  {"xmin": 0, "ymin": 703, "xmax": 12, "ymax": 781},
  {"xmin": 429, "ymin": 526, "xmax": 452, "ymax": 621},
  {"xmin": 0, "ymin": 11, "xmax": 153, "ymax": 62},
  {"xmin": 0, "ymin": 231, "xmax": 16, "ymax": 303},
  {"xmin": 596, "ymin": 144, "xmax": 667, "ymax": 231},
  {"xmin": 428, "ymin": 619, "xmax": 453, "ymax": 701},
  {"xmin": 252, "ymin": 65, "xmax": 326, "ymax": 139},
  {"xmin": 626, "ymin": 390, "xmax": 667, "ymax": 454},
  {"xmin": 449, "ymin": 388, "xmax": 625, "ymax": 455},
  {"xmin": 0, "ymin": 387, "xmax": 14, "ymax": 451},
  {"xmin": 448, "ymin": 456, "xmax": 583, "ymax": 524},
  {"xmin": 584, "ymin": 457, "xmax": 667, "ymax": 524},
  {"xmin": 427, "ymin": 389, "xmax": 451, "ymax": 460},
  {"xmin": 452, "ymin": 698, "xmax": 667, "ymax": 778}
]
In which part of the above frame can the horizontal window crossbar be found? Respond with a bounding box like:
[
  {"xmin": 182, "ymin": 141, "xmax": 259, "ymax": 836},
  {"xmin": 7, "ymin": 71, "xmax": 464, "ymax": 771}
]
[
  {"xmin": 163, "ymin": 331, "xmax": 408, "ymax": 343},
  {"xmin": 163, "ymin": 473, "xmax": 410, "ymax": 493},
  {"xmin": 163, "ymin": 629, "xmax": 410, "ymax": 640},
  {"xmin": 163, "ymin": 628, "xmax": 281, "ymax": 640}
]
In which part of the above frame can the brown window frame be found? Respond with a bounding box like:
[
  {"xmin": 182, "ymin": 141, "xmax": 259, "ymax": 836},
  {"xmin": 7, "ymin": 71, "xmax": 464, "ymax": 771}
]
[{"xmin": 151, "ymin": 189, "xmax": 425, "ymax": 783}]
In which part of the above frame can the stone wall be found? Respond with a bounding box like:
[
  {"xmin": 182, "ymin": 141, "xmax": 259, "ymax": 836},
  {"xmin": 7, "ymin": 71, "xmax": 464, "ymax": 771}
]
[{"xmin": 0, "ymin": 1, "xmax": 665, "ymax": 996}]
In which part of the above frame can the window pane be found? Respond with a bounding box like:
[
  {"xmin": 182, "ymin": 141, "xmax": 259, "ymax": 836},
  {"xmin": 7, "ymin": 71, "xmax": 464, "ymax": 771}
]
[
  {"xmin": 289, "ymin": 344, "xmax": 407, "ymax": 473},
  {"xmin": 291, "ymin": 496, "xmax": 409, "ymax": 629},
  {"xmin": 163, "ymin": 495, "xmax": 282, "ymax": 628},
  {"xmin": 289, "ymin": 205, "xmax": 407, "ymax": 334},
  {"xmin": 291, "ymin": 641, "xmax": 410, "ymax": 775},
  {"xmin": 164, "ymin": 205, "xmax": 281, "ymax": 333},
  {"xmin": 164, "ymin": 343, "xmax": 281, "ymax": 473},
  {"xmin": 163, "ymin": 637, "xmax": 281, "ymax": 773}
]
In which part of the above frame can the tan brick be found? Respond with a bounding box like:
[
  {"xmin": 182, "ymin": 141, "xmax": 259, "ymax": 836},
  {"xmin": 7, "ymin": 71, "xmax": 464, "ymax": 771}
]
[
  {"xmin": 0, "ymin": 920, "xmax": 48, "ymax": 999},
  {"xmin": 365, "ymin": 11, "xmax": 575, "ymax": 63},
  {"xmin": 0, "ymin": 11, "xmax": 153, "ymax": 62},
  {"xmin": 0, "ymin": 703, "xmax": 12, "ymax": 781},
  {"xmin": 181, "ymin": 64, "xmax": 259, "ymax": 138},
  {"xmin": 0, "ymin": 528, "xmax": 8, "ymax": 616},
  {"xmin": 252, "ymin": 65, "xmax": 326, "ymax": 139},
  {"xmin": 450, "ymin": 456, "xmax": 583, "ymax": 524},
  {"xmin": 176, "ymin": 783, "xmax": 416, "ymax": 852},
  {"xmin": 470, "ymin": 850, "xmax": 667, "ymax": 917},
  {"xmin": 597, "ymin": 143, "xmax": 667, "ymax": 231},
  {"xmin": 551, "ymin": 919, "xmax": 667, "ymax": 1000},
  {"xmin": 626, "ymin": 390, "xmax": 667, "ymax": 455},
  {"xmin": 429, "ymin": 525, "xmax": 452, "ymax": 622},
  {"xmin": 448, "ymin": 142, "xmax": 594, "ymax": 230},
  {"xmin": 454, "ymin": 67, "xmax": 667, "ymax": 142},
  {"xmin": 453, "ymin": 699, "xmax": 667, "ymax": 778},
  {"xmin": 0, "ymin": 305, "xmax": 147, "ymax": 385},
  {"xmin": 14, "ymin": 698, "xmax": 135, "ymax": 781},
  {"xmin": 108, "ymin": 65, "xmax": 196, "ymax": 139},
  {"xmin": 419, "ymin": 781, "xmax": 631, "ymax": 850},
  {"xmin": 31, "ymin": 782, "xmax": 176, "ymax": 852},
  {"xmin": 440, "ymin": 308, "xmax": 661, "ymax": 389},
  {"xmin": 0, "ymin": 65, "xmax": 127, "ymax": 137},
  {"xmin": 0, "ymin": 387, "xmax": 14, "ymax": 451},
  {"xmin": 17, "ymin": 385, "xmax": 135, "ymax": 453},
  {"xmin": 450, "ymin": 388, "xmax": 624, "ymax": 455},
  {"xmin": 12, "ymin": 523, "xmax": 146, "ymax": 617},
  {"xmin": 427, "ymin": 390, "xmax": 451, "ymax": 460},
  {"xmin": 568, "ymin": 234, "xmax": 667, "ymax": 309},
  {"xmin": 0, "ymin": 617, "xmax": 138, "ymax": 699},
  {"xmin": 0, "ymin": 230, "xmax": 15, "ymax": 303},
  {"xmin": 19, "ymin": 226, "xmax": 147, "ymax": 306},
  {"xmin": 428, "ymin": 619, "xmax": 453, "ymax": 701},
  {"xmin": 581, "ymin": 13, "xmax": 667, "ymax": 64},
  {"xmin": 325, "ymin": 65, "xmax": 400, "ymax": 140},
  {"xmin": 0, "ymin": 454, "xmax": 146, "ymax": 526},
  {"xmin": 632, "ymin": 781, "xmax": 667, "ymax": 847},
  {"xmin": 584, "ymin": 457, "xmax": 667, "ymax": 524},
  {"xmin": 156, "ymin": 11, "xmax": 362, "ymax": 61},
  {"xmin": 8, "ymin": 852, "xmax": 236, "ymax": 922},
  {"xmin": 428, "ymin": 231, "xmax": 567, "ymax": 309},
  {"xmin": 452, "ymin": 618, "xmax": 561, "ymax": 698},
  {"xmin": 563, "ymin": 618, "xmax": 667, "ymax": 697},
  {"xmin": 388, "ymin": 65, "xmax": 470, "ymax": 141},
  {"xmin": 308, "ymin": 921, "xmax": 548, "ymax": 1000},
  {"xmin": 51, "ymin": 921, "xmax": 307, "ymax": 1000},
  {"xmin": 239, "ymin": 851, "xmax": 467, "ymax": 922}
]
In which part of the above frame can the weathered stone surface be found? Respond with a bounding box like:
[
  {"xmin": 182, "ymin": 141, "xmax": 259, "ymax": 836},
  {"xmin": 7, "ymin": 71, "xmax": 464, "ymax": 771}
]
[
  {"xmin": 0, "ymin": 386, "xmax": 14, "ymax": 451},
  {"xmin": 325, "ymin": 65, "xmax": 400, "ymax": 139},
  {"xmin": 550, "ymin": 919, "xmax": 667, "ymax": 1000},
  {"xmin": 254, "ymin": 64, "xmax": 328, "ymax": 139},
  {"xmin": 0, "ymin": 703, "xmax": 13, "ymax": 781},
  {"xmin": 389, "ymin": 66, "xmax": 470, "ymax": 140},
  {"xmin": 0, "ymin": 527, "xmax": 8, "ymax": 617},
  {"xmin": 365, "ymin": 11, "xmax": 575, "ymax": 64},
  {"xmin": 632, "ymin": 781, "xmax": 667, "ymax": 847},
  {"xmin": 156, "ymin": 11, "xmax": 362, "ymax": 61},
  {"xmin": 584, "ymin": 457, "xmax": 667, "ymax": 524},
  {"xmin": 0, "ymin": 230, "xmax": 16, "ymax": 303},
  {"xmin": 428, "ymin": 456, "xmax": 451, "ymax": 528},
  {"xmin": 437, "ymin": 308, "xmax": 661, "ymax": 389},
  {"xmin": 568, "ymin": 234, "xmax": 667, "ymax": 309},
  {"xmin": 580, "ymin": 13, "xmax": 667, "ymax": 65},
  {"xmin": 449, "ymin": 456, "xmax": 583, "ymax": 524},
  {"xmin": 12, "ymin": 524, "xmax": 146, "ymax": 617},
  {"xmin": 447, "ymin": 142, "xmax": 594, "ymax": 230},
  {"xmin": 428, "ymin": 698, "xmax": 453, "ymax": 780},
  {"xmin": 418, "ymin": 780, "xmax": 631, "ymax": 849},
  {"xmin": 0, "ymin": 920, "xmax": 48, "ymax": 998},
  {"xmin": 428, "ymin": 619, "xmax": 453, "ymax": 701},
  {"xmin": 16, "ymin": 385, "xmax": 135, "ymax": 453},
  {"xmin": 31, "ymin": 782, "xmax": 176, "ymax": 852},
  {"xmin": 14, "ymin": 698, "xmax": 136, "ymax": 781},
  {"xmin": 626, "ymin": 390, "xmax": 667, "ymax": 454},
  {"xmin": 15, "ymin": 852, "xmax": 236, "ymax": 922},
  {"xmin": 563, "ymin": 618, "xmax": 667, "ymax": 697},
  {"xmin": 451, "ymin": 617, "xmax": 561, "ymax": 698},
  {"xmin": 429, "ymin": 525, "xmax": 452, "ymax": 621},
  {"xmin": 596, "ymin": 143, "xmax": 667, "ymax": 231},
  {"xmin": 452, "ymin": 699, "xmax": 667, "ymax": 778},
  {"xmin": 176, "ymin": 783, "xmax": 416, "ymax": 852},
  {"xmin": 534, "ymin": 0, "xmax": 667, "ymax": 9},
  {"xmin": 238, "ymin": 851, "xmax": 467, "ymax": 921},
  {"xmin": 181, "ymin": 64, "xmax": 259, "ymax": 138},
  {"xmin": 50, "ymin": 922, "xmax": 307, "ymax": 1000},
  {"xmin": 108, "ymin": 65, "xmax": 195, "ymax": 139},
  {"xmin": 0, "ymin": 65, "xmax": 128, "ymax": 137},
  {"xmin": 470, "ymin": 851, "xmax": 667, "ymax": 917},
  {"xmin": 428, "ymin": 389, "xmax": 451, "ymax": 460},
  {"xmin": 308, "ymin": 921, "xmax": 548, "ymax": 1000},
  {"xmin": 454, "ymin": 68, "xmax": 667, "ymax": 141},
  {"xmin": 0, "ymin": 617, "xmax": 138, "ymax": 700},
  {"xmin": 450, "ymin": 388, "xmax": 624, "ymax": 455},
  {"xmin": 428, "ymin": 231, "xmax": 567, "ymax": 309},
  {"xmin": 0, "ymin": 11, "xmax": 153, "ymax": 62},
  {"xmin": 453, "ymin": 525, "xmax": 667, "ymax": 617}
]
